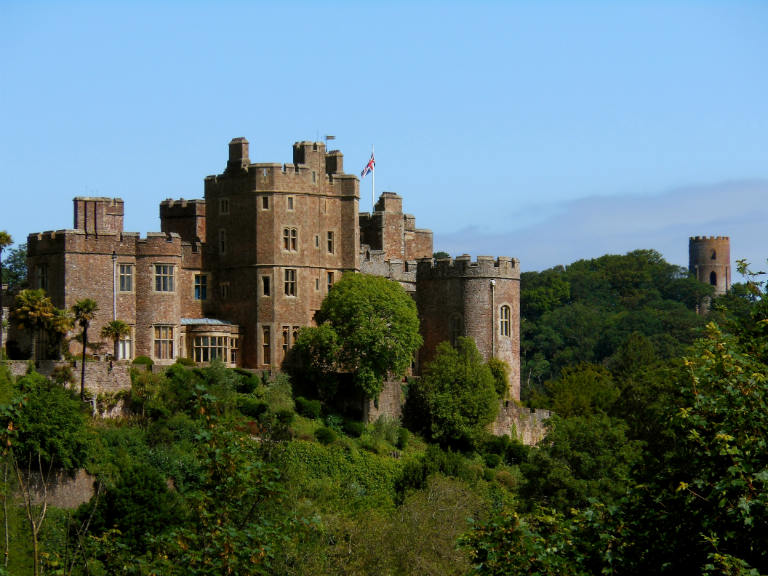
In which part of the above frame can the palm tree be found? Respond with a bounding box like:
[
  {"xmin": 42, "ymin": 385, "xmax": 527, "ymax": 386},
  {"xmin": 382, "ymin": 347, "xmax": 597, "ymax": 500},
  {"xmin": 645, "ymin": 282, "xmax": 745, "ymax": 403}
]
[
  {"xmin": 101, "ymin": 319, "xmax": 131, "ymax": 360},
  {"xmin": 0, "ymin": 230, "xmax": 12, "ymax": 356},
  {"xmin": 72, "ymin": 298, "xmax": 98, "ymax": 399},
  {"xmin": 11, "ymin": 289, "xmax": 62, "ymax": 365}
]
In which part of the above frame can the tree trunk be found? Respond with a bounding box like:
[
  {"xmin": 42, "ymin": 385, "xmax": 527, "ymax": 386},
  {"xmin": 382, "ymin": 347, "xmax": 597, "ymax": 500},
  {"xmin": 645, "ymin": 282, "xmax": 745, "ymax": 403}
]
[
  {"xmin": 2, "ymin": 461, "xmax": 8, "ymax": 568},
  {"xmin": 80, "ymin": 327, "xmax": 87, "ymax": 399}
]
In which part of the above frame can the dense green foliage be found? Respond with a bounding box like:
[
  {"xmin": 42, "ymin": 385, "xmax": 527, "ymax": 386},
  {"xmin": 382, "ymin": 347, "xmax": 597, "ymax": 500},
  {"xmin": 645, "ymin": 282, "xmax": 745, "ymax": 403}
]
[
  {"xmin": 0, "ymin": 242, "xmax": 26, "ymax": 292},
  {"xmin": 521, "ymin": 249, "xmax": 711, "ymax": 395},
  {"xmin": 406, "ymin": 337, "xmax": 499, "ymax": 450},
  {"xmin": 464, "ymin": 259, "xmax": 768, "ymax": 575},
  {"xmin": 2, "ymin": 250, "xmax": 767, "ymax": 576},
  {"xmin": 288, "ymin": 273, "xmax": 422, "ymax": 399}
]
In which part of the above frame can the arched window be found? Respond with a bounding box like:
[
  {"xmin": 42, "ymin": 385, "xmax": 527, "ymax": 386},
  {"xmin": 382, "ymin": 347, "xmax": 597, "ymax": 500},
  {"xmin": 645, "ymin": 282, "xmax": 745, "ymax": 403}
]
[
  {"xmin": 710, "ymin": 271, "xmax": 717, "ymax": 286},
  {"xmin": 711, "ymin": 249, "xmax": 717, "ymax": 260},
  {"xmin": 499, "ymin": 305, "xmax": 511, "ymax": 337}
]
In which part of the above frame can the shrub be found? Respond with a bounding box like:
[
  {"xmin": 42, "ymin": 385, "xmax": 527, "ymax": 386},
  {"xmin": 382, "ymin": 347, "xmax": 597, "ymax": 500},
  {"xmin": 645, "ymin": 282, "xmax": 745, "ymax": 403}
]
[
  {"xmin": 264, "ymin": 372, "xmax": 294, "ymax": 412},
  {"xmin": 484, "ymin": 453, "xmax": 502, "ymax": 468},
  {"xmin": 274, "ymin": 408, "xmax": 295, "ymax": 425},
  {"xmin": 175, "ymin": 357, "xmax": 195, "ymax": 366},
  {"xmin": 325, "ymin": 414, "xmax": 343, "ymax": 432},
  {"xmin": 237, "ymin": 397, "xmax": 268, "ymax": 419},
  {"xmin": 295, "ymin": 396, "xmax": 322, "ymax": 419},
  {"xmin": 343, "ymin": 420, "xmax": 365, "ymax": 438},
  {"xmin": 132, "ymin": 355, "xmax": 154, "ymax": 367},
  {"xmin": 51, "ymin": 364, "xmax": 74, "ymax": 385},
  {"xmin": 234, "ymin": 369, "xmax": 261, "ymax": 394},
  {"xmin": 495, "ymin": 469, "xmax": 519, "ymax": 491},
  {"xmin": 372, "ymin": 416, "xmax": 400, "ymax": 445},
  {"xmin": 396, "ymin": 427, "xmax": 410, "ymax": 450},
  {"xmin": 315, "ymin": 426, "xmax": 337, "ymax": 445}
]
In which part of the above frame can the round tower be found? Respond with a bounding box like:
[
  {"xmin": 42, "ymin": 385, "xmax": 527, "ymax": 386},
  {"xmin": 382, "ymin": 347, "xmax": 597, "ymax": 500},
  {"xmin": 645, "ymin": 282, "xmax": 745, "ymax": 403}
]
[
  {"xmin": 689, "ymin": 236, "xmax": 731, "ymax": 295},
  {"xmin": 416, "ymin": 255, "xmax": 521, "ymax": 401}
]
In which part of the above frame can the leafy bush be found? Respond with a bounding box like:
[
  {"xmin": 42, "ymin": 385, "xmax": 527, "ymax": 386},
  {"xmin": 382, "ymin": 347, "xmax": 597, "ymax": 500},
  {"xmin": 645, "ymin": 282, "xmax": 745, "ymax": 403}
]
[
  {"xmin": 274, "ymin": 408, "xmax": 295, "ymax": 425},
  {"xmin": 396, "ymin": 427, "xmax": 410, "ymax": 450},
  {"xmin": 484, "ymin": 453, "xmax": 502, "ymax": 468},
  {"xmin": 51, "ymin": 364, "xmax": 74, "ymax": 385},
  {"xmin": 175, "ymin": 357, "xmax": 195, "ymax": 366},
  {"xmin": 237, "ymin": 397, "xmax": 268, "ymax": 419},
  {"xmin": 495, "ymin": 469, "xmax": 519, "ymax": 491},
  {"xmin": 315, "ymin": 426, "xmax": 337, "ymax": 445},
  {"xmin": 234, "ymin": 369, "xmax": 261, "ymax": 394},
  {"xmin": 343, "ymin": 419, "xmax": 365, "ymax": 437},
  {"xmin": 295, "ymin": 396, "xmax": 322, "ymax": 419},
  {"xmin": 264, "ymin": 372, "xmax": 294, "ymax": 413},
  {"xmin": 132, "ymin": 355, "xmax": 154, "ymax": 367},
  {"xmin": 325, "ymin": 414, "xmax": 343, "ymax": 432}
]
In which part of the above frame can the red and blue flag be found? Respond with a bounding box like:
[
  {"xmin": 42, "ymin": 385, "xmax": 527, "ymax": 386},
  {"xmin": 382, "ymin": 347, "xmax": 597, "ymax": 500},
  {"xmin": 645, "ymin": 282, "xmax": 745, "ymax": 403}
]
[{"xmin": 361, "ymin": 152, "xmax": 375, "ymax": 178}]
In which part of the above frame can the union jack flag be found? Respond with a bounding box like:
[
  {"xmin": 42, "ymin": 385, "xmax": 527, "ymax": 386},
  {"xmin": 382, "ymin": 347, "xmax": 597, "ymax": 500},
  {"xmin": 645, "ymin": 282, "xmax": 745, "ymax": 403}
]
[{"xmin": 361, "ymin": 152, "xmax": 375, "ymax": 178}]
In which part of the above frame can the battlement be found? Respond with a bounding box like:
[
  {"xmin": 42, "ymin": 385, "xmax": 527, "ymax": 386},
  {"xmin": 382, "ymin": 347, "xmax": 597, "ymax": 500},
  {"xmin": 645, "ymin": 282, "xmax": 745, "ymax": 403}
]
[
  {"xmin": 160, "ymin": 198, "xmax": 205, "ymax": 212},
  {"xmin": 417, "ymin": 254, "xmax": 520, "ymax": 279},
  {"xmin": 160, "ymin": 198, "xmax": 206, "ymax": 242},
  {"xmin": 73, "ymin": 197, "xmax": 124, "ymax": 235},
  {"xmin": 206, "ymin": 138, "xmax": 358, "ymax": 198},
  {"xmin": 690, "ymin": 236, "xmax": 730, "ymax": 242}
]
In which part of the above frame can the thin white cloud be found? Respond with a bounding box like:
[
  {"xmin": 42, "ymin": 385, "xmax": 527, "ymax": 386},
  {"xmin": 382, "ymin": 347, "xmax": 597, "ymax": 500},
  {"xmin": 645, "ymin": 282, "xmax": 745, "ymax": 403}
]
[{"xmin": 436, "ymin": 180, "xmax": 768, "ymax": 272}]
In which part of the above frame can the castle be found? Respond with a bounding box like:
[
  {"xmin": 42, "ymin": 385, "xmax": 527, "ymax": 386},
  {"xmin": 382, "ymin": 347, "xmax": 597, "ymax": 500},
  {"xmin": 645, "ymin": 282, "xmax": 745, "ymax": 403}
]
[{"xmin": 25, "ymin": 138, "xmax": 522, "ymax": 400}]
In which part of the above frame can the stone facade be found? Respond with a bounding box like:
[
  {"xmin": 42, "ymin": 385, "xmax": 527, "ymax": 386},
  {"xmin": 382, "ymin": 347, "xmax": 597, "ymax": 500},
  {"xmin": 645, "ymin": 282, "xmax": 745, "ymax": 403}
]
[
  {"xmin": 689, "ymin": 235, "xmax": 731, "ymax": 296},
  {"xmin": 21, "ymin": 137, "xmax": 522, "ymax": 403}
]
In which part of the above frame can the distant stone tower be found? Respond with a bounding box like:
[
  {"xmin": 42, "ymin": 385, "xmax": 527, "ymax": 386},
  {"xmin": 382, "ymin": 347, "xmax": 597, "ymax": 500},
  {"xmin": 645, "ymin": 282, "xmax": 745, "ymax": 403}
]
[{"xmin": 689, "ymin": 236, "xmax": 731, "ymax": 295}]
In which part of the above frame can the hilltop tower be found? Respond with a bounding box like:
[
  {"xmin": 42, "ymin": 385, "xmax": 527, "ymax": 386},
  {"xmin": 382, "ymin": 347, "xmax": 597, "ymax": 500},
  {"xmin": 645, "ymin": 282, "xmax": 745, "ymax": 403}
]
[
  {"xmin": 416, "ymin": 255, "xmax": 521, "ymax": 401},
  {"xmin": 689, "ymin": 236, "xmax": 731, "ymax": 296}
]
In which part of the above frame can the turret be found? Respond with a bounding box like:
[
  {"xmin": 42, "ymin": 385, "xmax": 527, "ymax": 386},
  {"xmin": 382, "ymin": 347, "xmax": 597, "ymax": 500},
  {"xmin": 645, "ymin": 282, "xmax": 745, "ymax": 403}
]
[{"xmin": 689, "ymin": 236, "xmax": 731, "ymax": 295}]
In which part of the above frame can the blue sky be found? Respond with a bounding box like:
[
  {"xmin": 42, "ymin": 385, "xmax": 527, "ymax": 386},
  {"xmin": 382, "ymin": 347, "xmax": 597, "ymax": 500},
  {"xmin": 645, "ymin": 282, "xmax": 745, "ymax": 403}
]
[{"xmin": 2, "ymin": 1, "xmax": 766, "ymax": 272}]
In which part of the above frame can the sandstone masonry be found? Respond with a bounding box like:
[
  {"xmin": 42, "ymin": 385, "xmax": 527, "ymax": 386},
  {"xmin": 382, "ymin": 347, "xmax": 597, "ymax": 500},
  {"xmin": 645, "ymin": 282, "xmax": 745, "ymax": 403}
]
[{"xmin": 22, "ymin": 137, "xmax": 522, "ymax": 402}]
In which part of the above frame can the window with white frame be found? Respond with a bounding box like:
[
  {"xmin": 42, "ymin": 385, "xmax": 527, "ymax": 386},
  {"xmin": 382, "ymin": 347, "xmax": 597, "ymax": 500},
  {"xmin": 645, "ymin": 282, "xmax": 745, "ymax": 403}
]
[
  {"xmin": 118, "ymin": 328, "xmax": 133, "ymax": 360},
  {"xmin": 327, "ymin": 231, "xmax": 335, "ymax": 254}
]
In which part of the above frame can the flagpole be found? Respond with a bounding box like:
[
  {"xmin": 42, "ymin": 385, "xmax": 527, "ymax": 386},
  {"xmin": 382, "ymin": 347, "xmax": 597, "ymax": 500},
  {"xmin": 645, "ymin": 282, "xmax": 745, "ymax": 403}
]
[{"xmin": 371, "ymin": 145, "xmax": 375, "ymax": 210}]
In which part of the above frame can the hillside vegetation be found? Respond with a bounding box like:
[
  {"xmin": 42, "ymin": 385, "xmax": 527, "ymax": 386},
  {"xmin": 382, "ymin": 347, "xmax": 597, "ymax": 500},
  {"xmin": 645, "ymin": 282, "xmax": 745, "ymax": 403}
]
[{"xmin": 1, "ymin": 251, "xmax": 766, "ymax": 576}]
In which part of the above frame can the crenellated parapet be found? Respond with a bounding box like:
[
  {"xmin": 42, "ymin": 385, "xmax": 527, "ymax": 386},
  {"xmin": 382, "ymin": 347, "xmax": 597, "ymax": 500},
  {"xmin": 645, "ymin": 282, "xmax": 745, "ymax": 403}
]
[
  {"xmin": 160, "ymin": 198, "xmax": 206, "ymax": 243},
  {"xmin": 416, "ymin": 255, "xmax": 520, "ymax": 280},
  {"xmin": 205, "ymin": 138, "xmax": 358, "ymax": 198},
  {"xmin": 360, "ymin": 246, "xmax": 418, "ymax": 292},
  {"xmin": 416, "ymin": 254, "xmax": 521, "ymax": 401}
]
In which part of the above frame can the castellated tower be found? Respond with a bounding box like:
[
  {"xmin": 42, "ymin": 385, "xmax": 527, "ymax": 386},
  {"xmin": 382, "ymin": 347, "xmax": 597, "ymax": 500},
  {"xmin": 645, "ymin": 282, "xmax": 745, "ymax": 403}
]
[
  {"xmin": 689, "ymin": 236, "xmax": 731, "ymax": 295},
  {"xmin": 204, "ymin": 137, "xmax": 360, "ymax": 369},
  {"xmin": 416, "ymin": 255, "xmax": 521, "ymax": 401}
]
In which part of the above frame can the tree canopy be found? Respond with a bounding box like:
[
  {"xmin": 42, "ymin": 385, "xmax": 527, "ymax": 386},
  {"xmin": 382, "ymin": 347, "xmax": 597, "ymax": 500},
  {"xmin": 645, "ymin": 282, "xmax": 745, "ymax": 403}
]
[
  {"xmin": 405, "ymin": 337, "xmax": 499, "ymax": 451},
  {"xmin": 520, "ymin": 249, "xmax": 711, "ymax": 398},
  {"xmin": 289, "ymin": 273, "xmax": 422, "ymax": 399}
]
